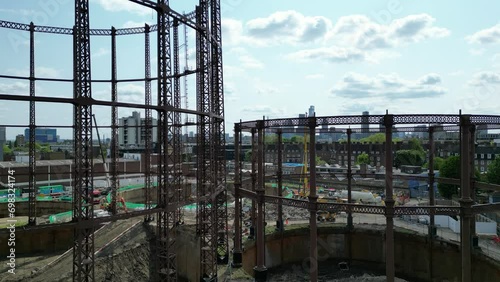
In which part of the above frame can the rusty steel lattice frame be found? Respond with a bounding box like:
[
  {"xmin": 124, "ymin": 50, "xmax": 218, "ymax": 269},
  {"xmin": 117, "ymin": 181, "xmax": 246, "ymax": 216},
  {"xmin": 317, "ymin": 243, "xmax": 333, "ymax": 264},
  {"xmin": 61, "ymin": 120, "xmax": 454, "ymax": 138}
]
[
  {"xmin": 144, "ymin": 23, "xmax": 153, "ymax": 220},
  {"xmin": 173, "ymin": 19, "xmax": 183, "ymax": 223},
  {"xmin": 196, "ymin": 0, "xmax": 218, "ymax": 279},
  {"xmin": 0, "ymin": 0, "xmax": 226, "ymax": 281},
  {"xmin": 235, "ymin": 113, "xmax": 500, "ymax": 282},
  {"xmin": 73, "ymin": 0, "xmax": 95, "ymax": 281},
  {"xmin": 28, "ymin": 22, "xmax": 37, "ymax": 226},
  {"xmin": 110, "ymin": 27, "xmax": 119, "ymax": 215},
  {"xmin": 211, "ymin": 0, "xmax": 229, "ymax": 265},
  {"xmin": 155, "ymin": 0, "xmax": 178, "ymax": 279}
]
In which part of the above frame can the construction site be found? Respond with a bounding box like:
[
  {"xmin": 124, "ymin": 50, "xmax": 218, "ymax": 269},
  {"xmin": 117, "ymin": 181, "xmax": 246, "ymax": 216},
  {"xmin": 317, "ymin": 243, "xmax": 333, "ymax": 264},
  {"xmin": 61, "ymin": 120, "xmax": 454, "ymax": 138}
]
[{"xmin": 1, "ymin": 1, "xmax": 500, "ymax": 282}]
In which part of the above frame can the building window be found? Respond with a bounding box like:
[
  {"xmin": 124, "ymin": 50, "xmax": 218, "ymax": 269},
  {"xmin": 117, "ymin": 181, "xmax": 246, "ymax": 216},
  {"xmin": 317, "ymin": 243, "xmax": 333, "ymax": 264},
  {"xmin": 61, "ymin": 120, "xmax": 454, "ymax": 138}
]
[
  {"xmin": 488, "ymin": 154, "xmax": 491, "ymax": 159},
  {"xmin": 481, "ymin": 154, "xmax": 484, "ymax": 159}
]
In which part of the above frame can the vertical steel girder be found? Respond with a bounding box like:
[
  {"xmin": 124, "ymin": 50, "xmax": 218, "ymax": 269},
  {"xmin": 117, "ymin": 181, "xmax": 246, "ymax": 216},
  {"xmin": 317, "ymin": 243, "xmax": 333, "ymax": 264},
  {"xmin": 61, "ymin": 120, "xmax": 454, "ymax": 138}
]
[
  {"xmin": 156, "ymin": 0, "xmax": 177, "ymax": 280},
  {"xmin": 196, "ymin": 0, "xmax": 217, "ymax": 279},
  {"xmin": 277, "ymin": 130, "xmax": 283, "ymax": 231},
  {"xmin": 384, "ymin": 115, "xmax": 395, "ymax": 282},
  {"xmin": 460, "ymin": 115, "xmax": 473, "ymax": 282},
  {"xmin": 144, "ymin": 24, "xmax": 153, "ymax": 220},
  {"xmin": 233, "ymin": 124, "xmax": 242, "ymax": 266},
  {"xmin": 110, "ymin": 27, "xmax": 118, "ymax": 215},
  {"xmin": 173, "ymin": 20, "xmax": 183, "ymax": 223},
  {"xmin": 73, "ymin": 0, "xmax": 95, "ymax": 281},
  {"xmin": 28, "ymin": 22, "xmax": 37, "ymax": 226},
  {"xmin": 211, "ymin": 0, "xmax": 228, "ymax": 264},
  {"xmin": 308, "ymin": 117, "xmax": 318, "ymax": 282}
]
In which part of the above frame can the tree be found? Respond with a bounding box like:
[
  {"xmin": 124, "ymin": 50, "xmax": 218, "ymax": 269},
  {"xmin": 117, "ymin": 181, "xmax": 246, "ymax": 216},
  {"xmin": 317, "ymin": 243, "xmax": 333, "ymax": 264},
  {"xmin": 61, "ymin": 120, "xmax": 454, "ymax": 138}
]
[
  {"xmin": 244, "ymin": 150, "xmax": 252, "ymax": 162},
  {"xmin": 3, "ymin": 144, "xmax": 12, "ymax": 154},
  {"xmin": 408, "ymin": 138, "xmax": 424, "ymax": 151},
  {"xmin": 290, "ymin": 136, "xmax": 304, "ymax": 143},
  {"xmin": 356, "ymin": 152, "xmax": 370, "ymax": 165},
  {"xmin": 438, "ymin": 156, "xmax": 460, "ymax": 199},
  {"xmin": 315, "ymin": 156, "xmax": 327, "ymax": 166},
  {"xmin": 264, "ymin": 134, "xmax": 277, "ymax": 144},
  {"xmin": 359, "ymin": 133, "xmax": 386, "ymax": 144},
  {"xmin": 423, "ymin": 157, "xmax": 445, "ymax": 170},
  {"xmin": 394, "ymin": 138, "xmax": 426, "ymax": 168},
  {"xmin": 394, "ymin": 150, "xmax": 425, "ymax": 168},
  {"xmin": 487, "ymin": 156, "xmax": 500, "ymax": 185}
]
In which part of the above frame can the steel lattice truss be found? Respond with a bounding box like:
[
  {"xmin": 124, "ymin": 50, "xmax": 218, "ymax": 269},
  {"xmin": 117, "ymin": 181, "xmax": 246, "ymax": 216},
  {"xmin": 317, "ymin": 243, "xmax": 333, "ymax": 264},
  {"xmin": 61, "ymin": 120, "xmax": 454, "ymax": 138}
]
[
  {"xmin": 110, "ymin": 27, "xmax": 119, "ymax": 215},
  {"xmin": 28, "ymin": 23, "xmax": 36, "ymax": 226},
  {"xmin": 196, "ymin": 0, "xmax": 218, "ymax": 279},
  {"xmin": 144, "ymin": 24, "xmax": 153, "ymax": 220},
  {"xmin": 0, "ymin": 0, "xmax": 226, "ymax": 281},
  {"xmin": 211, "ymin": 0, "xmax": 229, "ymax": 265},
  {"xmin": 155, "ymin": 0, "xmax": 178, "ymax": 280},
  {"xmin": 73, "ymin": 0, "xmax": 95, "ymax": 281}
]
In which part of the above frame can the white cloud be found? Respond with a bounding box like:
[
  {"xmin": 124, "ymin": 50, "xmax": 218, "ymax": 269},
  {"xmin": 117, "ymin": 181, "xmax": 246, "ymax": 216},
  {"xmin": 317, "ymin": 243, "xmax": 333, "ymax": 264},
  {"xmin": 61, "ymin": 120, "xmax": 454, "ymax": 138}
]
[
  {"xmin": 7, "ymin": 67, "xmax": 61, "ymax": 78},
  {"xmin": 331, "ymin": 72, "xmax": 447, "ymax": 99},
  {"xmin": 468, "ymin": 71, "xmax": 500, "ymax": 86},
  {"xmin": 0, "ymin": 81, "xmax": 29, "ymax": 94},
  {"xmin": 466, "ymin": 24, "xmax": 500, "ymax": 44},
  {"xmin": 288, "ymin": 47, "xmax": 365, "ymax": 63},
  {"xmin": 332, "ymin": 14, "xmax": 450, "ymax": 50},
  {"xmin": 92, "ymin": 0, "xmax": 151, "ymax": 15},
  {"xmin": 246, "ymin": 10, "xmax": 332, "ymax": 44}
]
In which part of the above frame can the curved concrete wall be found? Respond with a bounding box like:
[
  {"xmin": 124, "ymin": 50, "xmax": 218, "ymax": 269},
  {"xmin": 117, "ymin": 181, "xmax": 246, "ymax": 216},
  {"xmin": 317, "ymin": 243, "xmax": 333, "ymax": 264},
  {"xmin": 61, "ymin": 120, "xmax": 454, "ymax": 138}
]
[
  {"xmin": 242, "ymin": 225, "xmax": 500, "ymax": 282},
  {"xmin": 0, "ymin": 225, "xmax": 73, "ymax": 256},
  {"xmin": 0, "ymin": 201, "xmax": 72, "ymax": 218}
]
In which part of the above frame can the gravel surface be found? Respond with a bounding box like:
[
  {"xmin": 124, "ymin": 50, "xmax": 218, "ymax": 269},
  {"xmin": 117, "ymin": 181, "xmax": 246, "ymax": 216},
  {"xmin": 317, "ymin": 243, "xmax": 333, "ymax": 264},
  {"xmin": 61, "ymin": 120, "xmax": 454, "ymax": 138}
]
[{"xmin": 266, "ymin": 260, "xmax": 409, "ymax": 282}]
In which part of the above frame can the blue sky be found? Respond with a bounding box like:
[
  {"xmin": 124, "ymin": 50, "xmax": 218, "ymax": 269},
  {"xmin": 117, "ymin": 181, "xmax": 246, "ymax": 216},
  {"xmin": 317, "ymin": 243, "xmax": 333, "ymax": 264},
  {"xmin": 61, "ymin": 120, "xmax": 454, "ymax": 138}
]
[{"xmin": 0, "ymin": 0, "xmax": 499, "ymax": 139}]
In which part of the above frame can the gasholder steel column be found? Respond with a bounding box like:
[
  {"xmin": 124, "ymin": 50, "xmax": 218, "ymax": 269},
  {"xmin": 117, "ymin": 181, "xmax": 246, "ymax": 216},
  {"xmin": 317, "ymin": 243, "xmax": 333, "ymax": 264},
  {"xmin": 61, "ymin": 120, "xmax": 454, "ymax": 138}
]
[
  {"xmin": 233, "ymin": 123, "xmax": 242, "ymax": 267},
  {"xmin": 384, "ymin": 114, "xmax": 395, "ymax": 282},
  {"xmin": 28, "ymin": 22, "xmax": 36, "ymax": 226},
  {"xmin": 459, "ymin": 115, "xmax": 473, "ymax": 282},
  {"xmin": 308, "ymin": 117, "xmax": 318, "ymax": 282},
  {"xmin": 254, "ymin": 120, "xmax": 267, "ymax": 281}
]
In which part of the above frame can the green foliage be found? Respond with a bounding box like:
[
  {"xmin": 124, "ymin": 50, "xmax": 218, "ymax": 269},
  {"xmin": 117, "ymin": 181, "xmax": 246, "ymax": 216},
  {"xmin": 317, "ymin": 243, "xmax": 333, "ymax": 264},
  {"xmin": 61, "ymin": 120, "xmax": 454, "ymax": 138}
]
[
  {"xmin": 394, "ymin": 150, "xmax": 426, "ymax": 168},
  {"xmin": 25, "ymin": 142, "xmax": 42, "ymax": 151},
  {"xmin": 394, "ymin": 138, "xmax": 426, "ymax": 168},
  {"xmin": 315, "ymin": 156, "xmax": 326, "ymax": 166},
  {"xmin": 264, "ymin": 134, "xmax": 277, "ymax": 144},
  {"xmin": 3, "ymin": 144, "xmax": 12, "ymax": 154},
  {"xmin": 408, "ymin": 138, "xmax": 424, "ymax": 152},
  {"xmin": 356, "ymin": 152, "xmax": 370, "ymax": 165},
  {"xmin": 438, "ymin": 156, "xmax": 460, "ymax": 199},
  {"xmin": 290, "ymin": 136, "xmax": 304, "ymax": 143},
  {"xmin": 423, "ymin": 157, "xmax": 445, "ymax": 170},
  {"xmin": 359, "ymin": 133, "xmax": 386, "ymax": 144},
  {"xmin": 487, "ymin": 156, "xmax": 500, "ymax": 185},
  {"xmin": 244, "ymin": 150, "xmax": 252, "ymax": 162}
]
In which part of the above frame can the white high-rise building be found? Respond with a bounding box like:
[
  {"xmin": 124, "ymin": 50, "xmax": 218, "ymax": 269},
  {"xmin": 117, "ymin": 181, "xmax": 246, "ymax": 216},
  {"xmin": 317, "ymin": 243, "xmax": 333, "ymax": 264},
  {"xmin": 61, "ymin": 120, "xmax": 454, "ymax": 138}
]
[
  {"xmin": 118, "ymin": 111, "xmax": 158, "ymax": 147},
  {"xmin": 308, "ymin": 105, "xmax": 315, "ymax": 117}
]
